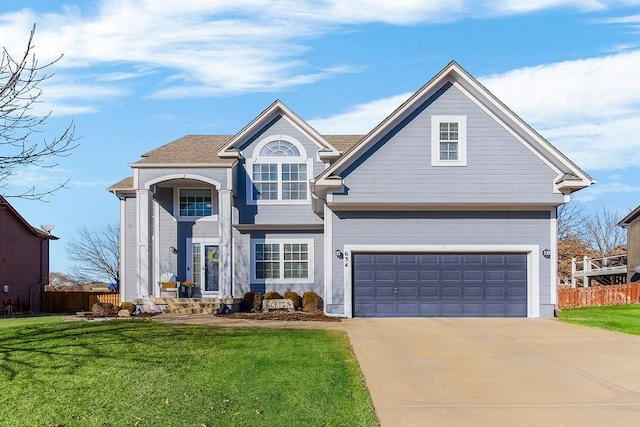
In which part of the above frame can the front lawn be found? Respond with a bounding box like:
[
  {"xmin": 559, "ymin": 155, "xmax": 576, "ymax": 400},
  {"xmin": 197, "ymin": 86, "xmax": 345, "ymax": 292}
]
[
  {"xmin": 0, "ymin": 316, "xmax": 378, "ymax": 426},
  {"xmin": 556, "ymin": 304, "xmax": 640, "ymax": 335}
]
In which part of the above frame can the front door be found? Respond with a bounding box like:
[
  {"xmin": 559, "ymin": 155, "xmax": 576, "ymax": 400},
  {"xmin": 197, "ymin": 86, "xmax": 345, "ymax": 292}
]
[{"xmin": 188, "ymin": 240, "xmax": 219, "ymax": 295}]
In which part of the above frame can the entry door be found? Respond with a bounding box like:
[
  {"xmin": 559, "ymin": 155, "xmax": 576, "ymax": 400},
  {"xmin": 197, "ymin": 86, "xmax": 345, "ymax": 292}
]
[{"xmin": 190, "ymin": 242, "xmax": 219, "ymax": 294}]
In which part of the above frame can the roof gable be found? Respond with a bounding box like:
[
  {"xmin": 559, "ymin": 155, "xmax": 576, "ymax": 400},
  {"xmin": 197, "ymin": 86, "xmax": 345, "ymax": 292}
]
[
  {"xmin": 0, "ymin": 196, "xmax": 58, "ymax": 240},
  {"xmin": 217, "ymin": 100, "xmax": 341, "ymax": 159},
  {"xmin": 315, "ymin": 61, "xmax": 594, "ymax": 194}
]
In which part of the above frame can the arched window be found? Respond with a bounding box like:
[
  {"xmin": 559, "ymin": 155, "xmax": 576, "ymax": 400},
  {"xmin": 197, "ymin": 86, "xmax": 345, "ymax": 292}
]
[
  {"xmin": 248, "ymin": 136, "xmax": 309, "ymax": 203},
  {"xmin": 259, "ymin": 140, "xmax": 301, "ymax": 157}
]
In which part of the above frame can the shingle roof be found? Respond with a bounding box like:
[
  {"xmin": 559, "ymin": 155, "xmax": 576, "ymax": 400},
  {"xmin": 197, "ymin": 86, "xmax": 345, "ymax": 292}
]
[
  {"xmin": 324, "ymin": 135, "xmax": 363, "ymax": 153},
  {"xmin": 107, "ymin": 176, "xmax": 134, "ymax": 192},
  {"xmin": 131, "ymin": 134, "xmax": 363, "ymax": 166},
  {"xmin": 132, "ymin": 135, "xmax": 235, "ymax": 165},
  {"xmin": 110, "ymin": 134, "xmax": 363, "ymax": 191}
]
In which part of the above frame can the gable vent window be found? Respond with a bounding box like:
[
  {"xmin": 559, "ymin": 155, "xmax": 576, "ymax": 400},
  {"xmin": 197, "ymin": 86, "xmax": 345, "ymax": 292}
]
[
  {"xmin": 431, "ymin": 116, "xmax": 467, "ymax": 167},
  {"xmin": 247, "ymin": 136, "xmax": 311, "ymax": 204}
]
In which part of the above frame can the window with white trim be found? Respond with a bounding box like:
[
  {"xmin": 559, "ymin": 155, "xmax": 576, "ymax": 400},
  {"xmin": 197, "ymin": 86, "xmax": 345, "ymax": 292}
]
[
  {"xmin": 431, "ymin": 116, "xmax": 467, "ymax": 167},
  {"xmin": 252, "ymin": 239, "xmax": 313, "ymax": 283},
  {"xmin": 175, "ymin": 188, "xmax": 217, "ymax": 219},
  {"xmin": 247, "ymin": 137, "xmax": 310, "ymax": 204}
]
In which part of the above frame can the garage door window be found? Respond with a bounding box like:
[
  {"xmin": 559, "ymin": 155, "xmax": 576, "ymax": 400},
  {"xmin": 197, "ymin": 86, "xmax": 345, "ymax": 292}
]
[{"xmin": 252, "ymin": 240, "xmax": 313, "ymax": 284}]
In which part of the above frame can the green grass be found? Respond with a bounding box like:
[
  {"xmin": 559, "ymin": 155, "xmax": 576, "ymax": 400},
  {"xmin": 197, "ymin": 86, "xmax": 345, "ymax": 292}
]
[
  {"xmin": 556, "ymin": 304, "xmax": 640, "ymax": 335},
  {"xmin": 0, "ymin": 316, "xmax": 378, "ymax": 427}
]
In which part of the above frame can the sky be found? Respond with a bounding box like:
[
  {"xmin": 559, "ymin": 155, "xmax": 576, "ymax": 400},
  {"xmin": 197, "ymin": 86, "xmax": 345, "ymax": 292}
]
[{"xmin": 1, "ymin": 0, "xmax": 640, "ymax": 276}]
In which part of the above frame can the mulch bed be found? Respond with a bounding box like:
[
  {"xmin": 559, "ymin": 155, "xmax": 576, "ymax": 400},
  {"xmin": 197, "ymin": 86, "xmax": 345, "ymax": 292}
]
[{"xmin": 215, "ymin": 310, "xmax": 341, "ymax": 322}]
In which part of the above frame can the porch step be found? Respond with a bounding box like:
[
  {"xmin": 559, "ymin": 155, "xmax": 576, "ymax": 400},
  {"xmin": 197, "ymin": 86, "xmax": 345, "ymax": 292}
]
[
  {"xmin": 169, "ymin": 307, "xmax": 219, "ymax": 315},
  {"xmin": 155, "ymin": 298, "xmax": 243, "ymax": 315}
]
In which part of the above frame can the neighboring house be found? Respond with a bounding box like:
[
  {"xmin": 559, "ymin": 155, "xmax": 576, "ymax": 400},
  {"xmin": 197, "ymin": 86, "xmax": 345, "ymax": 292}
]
[
  {"xmin": 0, "ymin": 196, "xmax": 57, "ymax": 312},
  {"xmin": 109, "ymin": 61, "xmax": 594, "ymax": 318},
  {"xmin": 619, "ymin": 205, "xmax": 640, "ymax": 283}
]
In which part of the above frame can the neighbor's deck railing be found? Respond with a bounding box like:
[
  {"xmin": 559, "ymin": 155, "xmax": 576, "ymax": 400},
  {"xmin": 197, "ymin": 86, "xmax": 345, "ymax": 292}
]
[{"xmin": 571, "ymin": 254, "xmax": 627, "ymax": 287}]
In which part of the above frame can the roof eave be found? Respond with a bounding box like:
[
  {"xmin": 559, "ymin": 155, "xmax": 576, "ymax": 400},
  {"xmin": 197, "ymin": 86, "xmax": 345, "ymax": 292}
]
[
  {"xmin": 217, "ymin": 100, "xmax": 340, "ymax": 156},
  {"xmin": 129, "ymin": 162, "xmax": 235, "ymax": 168},
  {"xmin": 618, "ymin": 205, "xmax": 640, "ymax": 227}
]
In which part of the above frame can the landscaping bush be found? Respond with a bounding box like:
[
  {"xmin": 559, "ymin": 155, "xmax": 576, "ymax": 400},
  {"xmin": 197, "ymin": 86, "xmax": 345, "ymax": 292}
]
[
  {"xmin": 92, "ymin": 302, "xmax": 119, "ymax": 317},
  {"xmin": 283, "ymin": 291, "xmax": 302, "ymax": 309},
  {"xmin": 120, "ymin": 302, "xmax": 136, "ymax": 313},
  {"xmin": 242, "ymin": 292, "xmax": 262, "ymax": 312},
  {"xmin": 263, "ymin": 291, "xmax": 283, "ymax": 300},
  {"xmin": 302, "ymin": 291, "xmax": 322, "ymax": 311}
]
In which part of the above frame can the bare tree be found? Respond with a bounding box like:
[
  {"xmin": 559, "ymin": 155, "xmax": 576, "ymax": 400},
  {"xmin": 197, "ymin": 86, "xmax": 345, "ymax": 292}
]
[
  {"xmin": 66, "ymin": 224, "xmax": 120, "ymax": 284},
  {"xmin": 581, "ymin": 205, "xmax": 626, "ymax": 258},
  {"xmin": 557, "ymin": 202, "xmax": 585, "ymax": 241},
  {"xmin": 1, "ymin": 24, "xmax": 77, "ymax": 200}
]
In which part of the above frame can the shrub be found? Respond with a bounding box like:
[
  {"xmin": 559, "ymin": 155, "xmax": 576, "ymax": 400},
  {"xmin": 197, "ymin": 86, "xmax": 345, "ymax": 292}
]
[
  {"xmin": 283, "ymin": 291, "xmax": 302, "ymax": 309},
  {"xmin": 263, "ymin": 291, "xmax": 283, "ymax": 300},
  {"xmin": 120, "ymin": 302, "xmax": 136, "ymax": 313},
  {"xmin": 92, "ymin": 302, "xmax": 119, "ymax": 317},
  {"xmin": 302, "ymin": 291, "xmax": 323, "ymax": 311},
  {"xmin": 242, "ymin": 292, "xmax": 262, "ymax": 312}
]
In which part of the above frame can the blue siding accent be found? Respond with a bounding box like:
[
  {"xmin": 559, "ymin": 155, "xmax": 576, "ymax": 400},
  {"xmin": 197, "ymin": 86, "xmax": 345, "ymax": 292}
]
[
  {"xmin": 235, "ymin": 115, "xmax": 324, "ymax": 225},
  {"xmin": 330, "ymin": 210, "xmax": 553, "ymax": 316},
  {"xmin": 233, "ymin": 230, "xmax": 324, "ymax": 297},
  {"xmin": 156, "ymin": 188, "xmax": 177, "ymax": 280},
  {"xmin": 332, "ymin": 84, "xmax": 564, "ymax": 205}
]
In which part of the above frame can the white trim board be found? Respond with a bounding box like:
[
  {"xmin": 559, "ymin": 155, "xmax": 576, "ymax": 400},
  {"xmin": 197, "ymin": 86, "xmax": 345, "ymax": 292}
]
[{"xmin": 341, "ymin": 244, "xmax": 541, "ymax": 318}]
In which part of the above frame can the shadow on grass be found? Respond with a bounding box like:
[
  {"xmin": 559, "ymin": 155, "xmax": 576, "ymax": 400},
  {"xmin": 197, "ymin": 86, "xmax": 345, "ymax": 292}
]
[{"xmin": 0, "ymin": 320, "xmax": 220, "ymax": 380}]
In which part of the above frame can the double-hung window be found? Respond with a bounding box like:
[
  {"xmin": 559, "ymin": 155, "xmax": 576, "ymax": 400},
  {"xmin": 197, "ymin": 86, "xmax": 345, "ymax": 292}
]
[
  {"xmin": 175, "ymin": 188, "xmax": 216, "ymax": 220},
  {"xmin": 248, "ymin": 137, "xmax": 310, "ymax": 204},
  {"xmin": 252, "ymin": 240, "xmax": 313, "ymax": 283},
  {"xmin": 431, "ymin": 116, "xmax": 467, "ymax": 167}
]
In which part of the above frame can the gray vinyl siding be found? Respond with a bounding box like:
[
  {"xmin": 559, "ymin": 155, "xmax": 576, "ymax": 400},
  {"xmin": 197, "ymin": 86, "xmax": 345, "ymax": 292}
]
[
  {"xmin": 138, "ymin": 167, "xmax": 230, "ymax": 190},
  {"xmin": 154, "ymin": 187, "xmax": 220, "ymax": 281},
  {"xmin": 332, "ymin": 83, "xmax": 565, "ymax": 206},
  {"xmin": 327, "ymin": 210, "xmax": 554, "ymax": 317},
  {"xmin": 156, "ymin": 188, "xmax": 178, "ymax": 279},
  {"xmin": 235, "ymin": 115, "xmax": 324, "ymax": 225},
  {"xmin": 123, "ymin": 197, "xmax": 138, "ymax": 303},
  {"xmin": 233, "ymin": 230, "xmax": 324, "ymax": 297}
]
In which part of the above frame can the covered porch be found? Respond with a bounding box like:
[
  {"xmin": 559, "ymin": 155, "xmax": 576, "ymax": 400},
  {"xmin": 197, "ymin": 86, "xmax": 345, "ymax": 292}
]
[{"xmin": 136, "ymin": 173, "xmax": 234, "ymax": 300}]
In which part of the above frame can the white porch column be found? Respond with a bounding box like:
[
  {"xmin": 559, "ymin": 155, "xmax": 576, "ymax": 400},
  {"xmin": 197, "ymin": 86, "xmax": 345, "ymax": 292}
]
[
  {"xmin": 218, "ymin": 189, "xmax": 233, "ymax": 298},
  {"xmin": 136, "ymin": 189, "xmax": 152, "ymax": 297}
]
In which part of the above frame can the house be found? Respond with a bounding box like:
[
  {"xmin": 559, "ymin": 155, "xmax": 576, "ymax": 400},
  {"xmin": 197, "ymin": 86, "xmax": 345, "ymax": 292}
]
[
  {"xmin": 109, "ymin": 61, "xmax": 593, "ymax": 318},
  {"xmin": 0, "ymin": 196, "xmax": 57, "ymax": 313},
  {"xmin": 619, "ymin": 205, "xmax": 640, "ymax": 284}
]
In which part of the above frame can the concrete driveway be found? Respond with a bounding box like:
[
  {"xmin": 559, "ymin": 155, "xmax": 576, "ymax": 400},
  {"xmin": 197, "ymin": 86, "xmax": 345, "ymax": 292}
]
[{"xmin": 343, "ymin": 318, "xmax": 640, "ymax": 427}]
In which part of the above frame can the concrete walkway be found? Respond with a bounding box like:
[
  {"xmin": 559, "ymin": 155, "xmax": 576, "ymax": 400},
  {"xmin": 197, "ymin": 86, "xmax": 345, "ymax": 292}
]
[{"xmin": 343, "ymin": 318, "xmax": 640, "ymax": 427}]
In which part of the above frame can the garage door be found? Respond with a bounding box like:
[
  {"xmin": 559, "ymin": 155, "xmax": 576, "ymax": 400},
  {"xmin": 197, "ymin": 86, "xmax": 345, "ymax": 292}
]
[{"xmin": 353, "ymin": 253, "xmax": 527, "ymax": 317}]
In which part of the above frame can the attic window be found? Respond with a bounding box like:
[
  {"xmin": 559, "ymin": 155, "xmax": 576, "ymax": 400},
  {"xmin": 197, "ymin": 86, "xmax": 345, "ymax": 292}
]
[{"xmin": 431, "ymin": 116, "xmax": 467, "ymax": 167}]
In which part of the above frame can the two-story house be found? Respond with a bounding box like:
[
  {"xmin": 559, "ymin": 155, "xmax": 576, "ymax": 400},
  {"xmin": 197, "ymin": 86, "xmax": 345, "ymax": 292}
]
[{"xmin": 109, "ymin": 61, "xmax": 593, "ymax": 318}]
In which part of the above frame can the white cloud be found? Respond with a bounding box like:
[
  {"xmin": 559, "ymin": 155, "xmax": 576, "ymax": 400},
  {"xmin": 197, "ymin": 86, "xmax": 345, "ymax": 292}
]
[
  {"xmin": 2, "ymin": 0, "xmax": 639, "ymax": 113},
  {"xmin": 310, "ymin": 92, "xmax": 412, "ymax": 134},
  {"xmin": 573, "ymin": 182, "xmax": 640, "ymax": 202},
  {"xmin": 489, "ymin": 0, "xmax": 607, "ymax": 14},
  {"xmin": 3, "ymin": 165, "xmax": 68, "ymax": 188},
  {"xmin": 481, "ymin": 52, "xmax": 640, "ymax": 170}
]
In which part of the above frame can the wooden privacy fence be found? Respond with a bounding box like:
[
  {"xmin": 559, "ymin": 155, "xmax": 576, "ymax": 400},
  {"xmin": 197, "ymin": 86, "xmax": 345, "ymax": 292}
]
[
  {"xmin": 557, "ymin": 283, "xmax": 640, "ymax": 309},
  {"xmin": 44, "ymin": 292, "xmax": 121, "ymax": 313}
]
